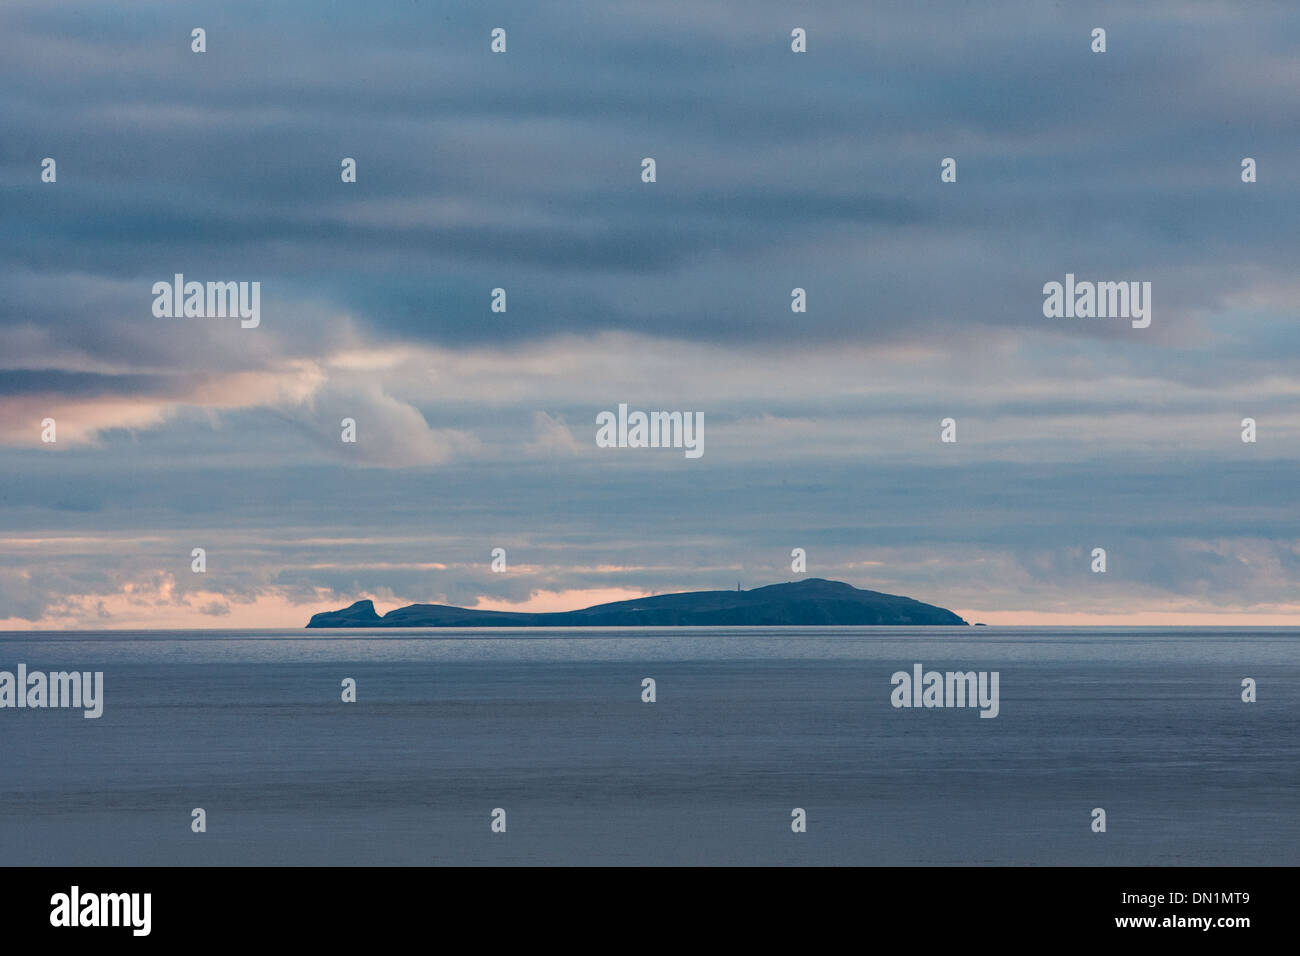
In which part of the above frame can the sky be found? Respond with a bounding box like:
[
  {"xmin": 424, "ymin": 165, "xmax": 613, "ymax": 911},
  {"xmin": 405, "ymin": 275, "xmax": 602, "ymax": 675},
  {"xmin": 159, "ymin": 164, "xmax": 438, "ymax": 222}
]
[{"xmin": 2, "ymin": 0, "xmax": 1299, "ymax": 629}]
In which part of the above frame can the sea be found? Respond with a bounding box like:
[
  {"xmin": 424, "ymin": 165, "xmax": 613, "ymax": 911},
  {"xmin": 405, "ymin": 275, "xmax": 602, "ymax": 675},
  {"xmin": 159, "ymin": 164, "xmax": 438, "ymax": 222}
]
[{"xmin": 1, "ymin": 627, "xmax": 1296, "ymax": 866}]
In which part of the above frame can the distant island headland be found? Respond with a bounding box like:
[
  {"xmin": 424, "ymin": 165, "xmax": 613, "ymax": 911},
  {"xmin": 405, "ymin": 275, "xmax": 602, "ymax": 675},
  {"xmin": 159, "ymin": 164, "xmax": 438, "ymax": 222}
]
[{"xmin": 306, "ymin": 578, "xmax": 968, "ymax": 628}]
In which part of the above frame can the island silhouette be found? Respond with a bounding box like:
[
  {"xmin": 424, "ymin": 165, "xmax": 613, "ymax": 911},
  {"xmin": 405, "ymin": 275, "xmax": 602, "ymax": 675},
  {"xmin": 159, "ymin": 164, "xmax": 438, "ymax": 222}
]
[{"xmin": 306, "ymin": 578, "xmax": 967, "ymax": 627}]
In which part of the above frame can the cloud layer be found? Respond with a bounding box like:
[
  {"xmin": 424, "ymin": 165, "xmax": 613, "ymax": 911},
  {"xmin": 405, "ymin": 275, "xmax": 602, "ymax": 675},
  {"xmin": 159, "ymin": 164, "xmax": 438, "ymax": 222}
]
[{"xmin": 2, "ymin": 1, "xmax": 1298, "ymax": 626}]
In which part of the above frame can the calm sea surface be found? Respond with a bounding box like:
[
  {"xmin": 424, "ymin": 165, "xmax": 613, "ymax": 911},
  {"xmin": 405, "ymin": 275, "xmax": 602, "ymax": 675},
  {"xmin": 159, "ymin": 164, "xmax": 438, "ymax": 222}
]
[{"xmin": 1, "ymin": 627, "xmax": 1296, "ymax": 866}]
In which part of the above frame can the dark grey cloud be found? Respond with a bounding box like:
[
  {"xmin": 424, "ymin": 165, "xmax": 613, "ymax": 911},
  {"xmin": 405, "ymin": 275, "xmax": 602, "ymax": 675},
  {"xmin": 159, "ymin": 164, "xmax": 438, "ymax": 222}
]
[{"xmin": 4, "ymin": 0, "xmax": 1299, "ymax": 350}]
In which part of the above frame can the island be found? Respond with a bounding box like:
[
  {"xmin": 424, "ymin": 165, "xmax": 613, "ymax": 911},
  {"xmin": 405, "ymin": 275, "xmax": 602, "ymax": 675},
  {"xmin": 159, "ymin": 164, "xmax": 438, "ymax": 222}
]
[{"xmin": 306, "ymin": 578, "xmax": 967, "ymax": 627}]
